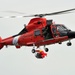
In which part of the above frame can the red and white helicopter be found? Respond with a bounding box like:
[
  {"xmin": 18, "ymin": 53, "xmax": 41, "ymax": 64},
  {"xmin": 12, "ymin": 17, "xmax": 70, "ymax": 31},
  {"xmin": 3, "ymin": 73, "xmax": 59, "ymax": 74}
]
[{"xmin": 0, "ymin": 8, "xmax": 75, "ymax": 59}]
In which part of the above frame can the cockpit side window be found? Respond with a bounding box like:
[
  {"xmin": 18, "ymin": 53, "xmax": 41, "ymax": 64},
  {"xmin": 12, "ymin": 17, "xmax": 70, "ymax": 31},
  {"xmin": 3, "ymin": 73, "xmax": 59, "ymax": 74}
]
[
  {"xmin": 56, "ymin": 25, "xmax": 68, "ymax": 31},
  {"xmin": 55, "ymin": 24, "xmax": 68, "ymax": 36}
]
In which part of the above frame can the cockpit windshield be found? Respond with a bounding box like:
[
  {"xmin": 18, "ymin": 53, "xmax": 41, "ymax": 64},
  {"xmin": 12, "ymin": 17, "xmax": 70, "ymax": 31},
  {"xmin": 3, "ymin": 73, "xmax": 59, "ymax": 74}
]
[{"xmin": 55, "ymin": 24, "xmax": 68, "ymax": 31}]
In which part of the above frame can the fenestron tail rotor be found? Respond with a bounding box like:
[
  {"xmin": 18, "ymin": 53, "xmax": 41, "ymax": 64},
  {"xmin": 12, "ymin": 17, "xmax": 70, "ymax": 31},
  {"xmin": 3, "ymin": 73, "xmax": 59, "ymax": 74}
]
[{"xmin": 0, "ymin": 8, "xmax": 75, "ymax": 18}]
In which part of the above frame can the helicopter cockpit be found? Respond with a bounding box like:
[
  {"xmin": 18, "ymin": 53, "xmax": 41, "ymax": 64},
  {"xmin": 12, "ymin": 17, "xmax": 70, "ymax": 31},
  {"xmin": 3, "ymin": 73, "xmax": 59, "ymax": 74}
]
[
  {"xmin": 56, "ymin": 24, "xmax": 68, "ymax": 31},
  {"xmin": 55, "ymin": 24, "xmax": 70, "ymax": 36}
]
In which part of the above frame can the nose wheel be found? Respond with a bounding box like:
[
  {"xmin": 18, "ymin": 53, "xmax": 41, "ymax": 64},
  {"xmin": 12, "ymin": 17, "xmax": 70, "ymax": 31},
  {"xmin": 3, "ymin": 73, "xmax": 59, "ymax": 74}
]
[
  {"xmin": 44, "ymin": 45, "xmax": 49, "ymax": 52},
  {"xmin": 32, "ymin": 49, "xmax": 36, "ymax": 53},
  {"xmin": 45, "ymin": 48, "xmax": 49, "ymax": 52},
  {"xmin": 67, "ymin": 42, "xmax": 72, "ymax": 46}
]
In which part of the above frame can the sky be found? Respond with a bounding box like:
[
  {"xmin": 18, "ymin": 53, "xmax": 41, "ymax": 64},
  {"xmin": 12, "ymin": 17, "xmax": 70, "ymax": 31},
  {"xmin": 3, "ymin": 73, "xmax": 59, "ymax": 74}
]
[{"xmin": 0, "ymin": 0, "xmax": 75, "ymax": 75}]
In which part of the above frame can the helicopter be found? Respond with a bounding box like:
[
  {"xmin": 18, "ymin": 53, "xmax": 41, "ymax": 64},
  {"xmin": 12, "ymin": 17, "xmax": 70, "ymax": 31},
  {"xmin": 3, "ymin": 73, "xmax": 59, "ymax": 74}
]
[{"xmin": 0, "ymin": 8, "xmax": 75, "ymax": 59}]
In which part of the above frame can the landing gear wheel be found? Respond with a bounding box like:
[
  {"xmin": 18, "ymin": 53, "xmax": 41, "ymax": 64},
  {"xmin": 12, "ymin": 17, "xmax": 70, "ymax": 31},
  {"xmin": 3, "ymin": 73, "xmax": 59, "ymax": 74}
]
[
  {"xmin": 45, "ymin": 48, "xmax": 49, "ymax": 52},
  {"xmin": 67, "ymin": 42, "xmax": 72, "ymax": 46},
  {"xmin": 32, "ymin": 49, "xmax": 35, "ymax": 53},
  {"xmin": 59, "ymin": 42, "xmax": 62, "ymax": 44}
]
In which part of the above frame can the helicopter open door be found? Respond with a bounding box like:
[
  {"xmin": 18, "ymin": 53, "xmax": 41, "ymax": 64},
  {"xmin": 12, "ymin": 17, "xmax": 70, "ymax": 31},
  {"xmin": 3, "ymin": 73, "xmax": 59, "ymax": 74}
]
[
  {"xmin": 42, "ymin": 26, "xmax": 53, "ymax": 39},
  {"xmin": 51, "ymin": 25, "xmax": 59, "ymax": 38},
  {"xmin": 42, "ymin": 20, "xmax": 53, "ymax": 40}
]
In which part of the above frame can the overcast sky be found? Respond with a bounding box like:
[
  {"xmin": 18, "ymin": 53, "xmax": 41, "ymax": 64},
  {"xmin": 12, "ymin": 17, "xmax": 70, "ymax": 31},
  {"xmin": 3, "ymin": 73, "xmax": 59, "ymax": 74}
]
[{"xmin": 0, "ymin": 0, "xmax": 75, "ymax": 75}]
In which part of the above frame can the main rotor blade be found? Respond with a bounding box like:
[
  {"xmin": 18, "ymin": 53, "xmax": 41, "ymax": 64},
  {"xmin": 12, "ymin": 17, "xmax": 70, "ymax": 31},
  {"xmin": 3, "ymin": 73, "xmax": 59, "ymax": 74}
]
[
  {"xmin": 0, "ymin": 8, "xmax": 75, "ymax": 18},
  {"xmin": 0, "ymin": 16, "xmax": 26, "ymax": 18},
  {"xmin": 27, "ymin": 8, "xmax": 75, "ymax": 17},
  {"xmin": 2, "ymin": 10, "xmax": 26, "ymax": 14},
  {"xmin": 43, "ymin": 8, "xmax": 75, "ymax": 16}
]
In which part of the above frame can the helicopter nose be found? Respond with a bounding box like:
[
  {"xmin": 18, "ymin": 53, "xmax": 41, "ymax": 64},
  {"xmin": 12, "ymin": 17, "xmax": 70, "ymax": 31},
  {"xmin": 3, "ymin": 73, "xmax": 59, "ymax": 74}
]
[{"xmin": 67, "ymin": 31, "xmax": 75, "ymax": 38}]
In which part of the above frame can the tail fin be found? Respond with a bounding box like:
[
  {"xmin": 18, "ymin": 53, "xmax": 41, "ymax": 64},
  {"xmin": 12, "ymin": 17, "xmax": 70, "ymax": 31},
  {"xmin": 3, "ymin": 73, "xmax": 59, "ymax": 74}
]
[{"xmin": 0, "ymin": 37, "xmax": 4, "ymax": 49}]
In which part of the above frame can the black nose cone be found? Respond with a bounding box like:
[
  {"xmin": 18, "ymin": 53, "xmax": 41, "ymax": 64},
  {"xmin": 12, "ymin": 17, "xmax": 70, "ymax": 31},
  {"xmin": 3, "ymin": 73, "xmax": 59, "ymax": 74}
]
[{"xmin": 68, "ymin": 31, "xmax": 75, "ymax": 38}]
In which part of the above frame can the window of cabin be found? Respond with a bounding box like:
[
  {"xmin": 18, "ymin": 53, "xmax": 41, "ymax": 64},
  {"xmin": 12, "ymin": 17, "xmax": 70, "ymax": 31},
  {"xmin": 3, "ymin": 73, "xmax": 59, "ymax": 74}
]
[{"xmin": 34, "ymin": 30, "xmax": 41, "ymax": 36}]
